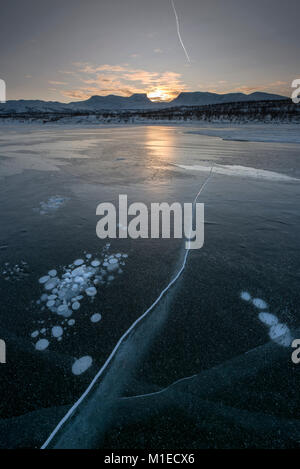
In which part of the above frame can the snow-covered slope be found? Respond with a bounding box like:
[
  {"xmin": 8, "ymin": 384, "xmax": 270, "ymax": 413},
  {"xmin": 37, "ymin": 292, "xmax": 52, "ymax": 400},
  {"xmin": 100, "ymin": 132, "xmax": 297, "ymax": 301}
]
[
  {"xmin": 0, "ymin": 100, "xmax": 70, "ymax": 113},
  {"xmin": 0, "ymin": 91, "xmax": 287, "ymax": 114},
  {"xmin": 170, "ymin": 91, "xmax": 286, "ymax": 107},
  {"xmin": 69, "ymin": 93, "xmax": 155, "ymax": 111}
]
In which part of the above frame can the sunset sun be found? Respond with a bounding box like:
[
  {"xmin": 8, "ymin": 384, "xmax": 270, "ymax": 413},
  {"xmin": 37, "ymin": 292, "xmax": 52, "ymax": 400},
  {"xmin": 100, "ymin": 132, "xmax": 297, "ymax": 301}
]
[{"xmin": 147, "ymin": 88, "xmax": 175, "ymax": 102}]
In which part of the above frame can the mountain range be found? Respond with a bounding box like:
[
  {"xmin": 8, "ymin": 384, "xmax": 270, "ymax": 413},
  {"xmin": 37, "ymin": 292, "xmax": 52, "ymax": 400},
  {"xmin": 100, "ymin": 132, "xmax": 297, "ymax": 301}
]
[{"xmin": 0, "ymin": 91, "xmax": 287, "ymax": 114}]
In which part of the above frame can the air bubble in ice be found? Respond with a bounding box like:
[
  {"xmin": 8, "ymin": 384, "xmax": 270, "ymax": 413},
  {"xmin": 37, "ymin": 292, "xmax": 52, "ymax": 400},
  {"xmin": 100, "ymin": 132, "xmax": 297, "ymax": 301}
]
[
  {"xmin": 90, "ymin": 313, "xmax": 102, "ymax": 323},
  {"xmin": 258, "ymin": 312, "xmax": 278, "ymax": 326},
  {"xmin": 72, "ymin": 356, "xmax": 93, "ymax": 375},
  {"xmin": 52, "ymin": 326, "xmax": 63, "ymax": 338},
  {"xmin": 35, "ymin": 339, "xmax": 49, "ymax": 351},
  {"xmin": 252, "ymin": 298, "xmax": 268, "ymax": 309}
]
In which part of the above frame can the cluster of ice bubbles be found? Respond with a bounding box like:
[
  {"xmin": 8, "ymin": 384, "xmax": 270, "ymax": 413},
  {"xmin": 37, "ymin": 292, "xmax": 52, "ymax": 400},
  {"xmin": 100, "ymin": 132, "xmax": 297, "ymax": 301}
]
[
  {"xmin": 0, "ymin": 261, "xmax": 29, "ymax": 281},
  {"xmin": 31, "ymin": 244, "xmax": 128, "ymax": 375},
  {"xmin": 240, "ymin": 291, "xmax": 292, "ymax": 347},
  {"xmin": 34, "ymin": 195, "xmax": 68, "ymax": 215}
]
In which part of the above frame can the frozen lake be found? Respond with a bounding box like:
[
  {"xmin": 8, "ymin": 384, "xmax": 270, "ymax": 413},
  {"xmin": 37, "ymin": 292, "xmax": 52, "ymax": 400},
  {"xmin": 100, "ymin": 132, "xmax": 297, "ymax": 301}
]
[{"xmin": 0, "ymin": 124, "xmax": 299, "ymax": 448}]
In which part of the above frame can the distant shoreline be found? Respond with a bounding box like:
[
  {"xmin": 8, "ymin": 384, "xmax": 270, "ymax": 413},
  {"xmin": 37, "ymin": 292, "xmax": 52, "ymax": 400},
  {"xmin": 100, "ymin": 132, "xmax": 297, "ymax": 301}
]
[{"xmin": 0, "ymin": 99, "xmax": 298, "ymax": 127}]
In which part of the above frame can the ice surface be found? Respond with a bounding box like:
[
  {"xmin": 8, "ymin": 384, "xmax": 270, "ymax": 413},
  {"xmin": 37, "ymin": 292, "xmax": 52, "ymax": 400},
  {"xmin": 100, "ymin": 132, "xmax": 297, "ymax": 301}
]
[{"xmin": 185, "ymin": 125, "xmax": 300, "ymax": 144}]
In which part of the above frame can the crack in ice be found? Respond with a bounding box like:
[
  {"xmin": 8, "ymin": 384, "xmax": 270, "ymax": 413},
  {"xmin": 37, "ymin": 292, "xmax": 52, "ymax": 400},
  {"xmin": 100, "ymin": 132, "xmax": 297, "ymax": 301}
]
[{"xmin": 41, "ymin": 166, "xmax": 214, "ymax": 449}]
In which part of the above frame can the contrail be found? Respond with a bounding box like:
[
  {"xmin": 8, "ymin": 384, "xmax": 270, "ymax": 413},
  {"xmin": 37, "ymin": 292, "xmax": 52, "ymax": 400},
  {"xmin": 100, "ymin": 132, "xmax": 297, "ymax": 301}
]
[{"xmin": 171, "ymin": 0, "xmax": 191, "ymax": 63}]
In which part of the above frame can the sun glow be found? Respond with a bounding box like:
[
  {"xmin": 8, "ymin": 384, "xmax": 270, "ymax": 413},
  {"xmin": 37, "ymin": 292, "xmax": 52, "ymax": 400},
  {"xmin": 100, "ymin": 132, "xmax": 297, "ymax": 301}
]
[{"xmin": 147, "ymin": 88, "xmax": 175, "ymax": 102}]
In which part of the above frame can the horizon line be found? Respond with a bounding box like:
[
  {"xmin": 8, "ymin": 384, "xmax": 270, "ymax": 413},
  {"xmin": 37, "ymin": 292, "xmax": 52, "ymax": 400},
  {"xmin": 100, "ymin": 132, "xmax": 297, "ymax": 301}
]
[{"xmin": 2, "ymin": 89, "xmax": 289, "ymax": 105}]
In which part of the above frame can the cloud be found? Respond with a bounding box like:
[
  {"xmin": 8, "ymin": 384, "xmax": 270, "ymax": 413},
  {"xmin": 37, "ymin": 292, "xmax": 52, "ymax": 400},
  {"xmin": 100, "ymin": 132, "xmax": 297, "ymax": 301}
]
[
  {"xmin": 154, "ymin": 48, "xmax": 163, "ymax": 54},
  {"xmin": 48, "ymin": 80, "xmax": 68, "ymax": 86},
  {"xmin": 73, "ymin": 63, "xmax": 128, "ymax": 74},
  {"xmin": 63, "ymin": 90, "xmax": 91, "ymax": 100},
  {"xmin": 61, "ymin": 63, "xmax": 187, "ymax": 101},
  {"xmin": 59, "ymin": 70, "xmax": 77, "ymax": 75},
  {"xmin": 225, "ymin": 81, "xmax": 289, "ymax": 95},
  {"xmin": 197, "ymin": 79, "xmax": 289, "ymax": 96}
]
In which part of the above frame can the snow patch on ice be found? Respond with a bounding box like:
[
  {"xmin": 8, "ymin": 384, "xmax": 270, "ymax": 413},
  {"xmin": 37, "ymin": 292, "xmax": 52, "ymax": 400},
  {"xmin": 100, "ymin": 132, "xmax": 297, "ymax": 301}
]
[{"xmin": 174, "ymin": 163, "xmax": 298, "ymax": 182}]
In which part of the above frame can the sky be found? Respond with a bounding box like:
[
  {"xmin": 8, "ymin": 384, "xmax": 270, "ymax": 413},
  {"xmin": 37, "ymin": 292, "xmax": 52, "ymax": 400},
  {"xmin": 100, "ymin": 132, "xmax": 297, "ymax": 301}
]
[{"xmin": 0, "ymin": 0, "xmax": 299, "ymax": 102}]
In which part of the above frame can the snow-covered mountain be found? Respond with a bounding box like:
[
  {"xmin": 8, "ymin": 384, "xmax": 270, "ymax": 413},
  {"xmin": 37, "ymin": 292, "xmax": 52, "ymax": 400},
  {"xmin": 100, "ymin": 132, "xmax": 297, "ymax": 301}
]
[
  {"xmin": 0, "ymin": 91, "xmax": 287, "ymax": 114},
  {"xmin": 0, "ymin": 99, "xmax": 70, "ymax": 113},
  {"xmin": 170, "ymin": 91, "xmax": 286, "ymax": 107},
  {"xmin": 68, "ymin": 93, "xmax": 154, "ymax": 111}
]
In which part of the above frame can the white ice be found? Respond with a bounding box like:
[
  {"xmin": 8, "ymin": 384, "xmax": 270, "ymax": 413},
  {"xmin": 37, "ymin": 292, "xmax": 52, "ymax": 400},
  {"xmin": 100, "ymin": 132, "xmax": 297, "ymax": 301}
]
[{"xmin": 174, "ymin": 163, "xmax": 298, "ymax": 182}]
